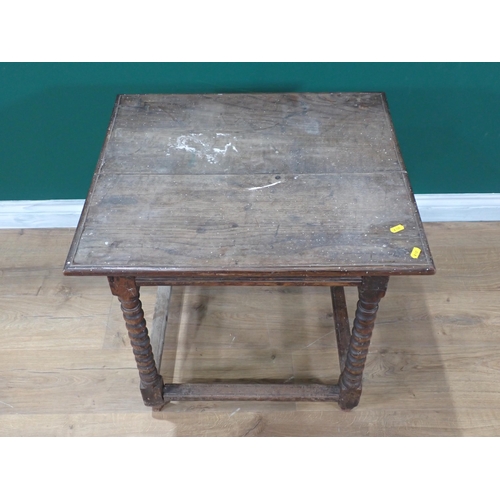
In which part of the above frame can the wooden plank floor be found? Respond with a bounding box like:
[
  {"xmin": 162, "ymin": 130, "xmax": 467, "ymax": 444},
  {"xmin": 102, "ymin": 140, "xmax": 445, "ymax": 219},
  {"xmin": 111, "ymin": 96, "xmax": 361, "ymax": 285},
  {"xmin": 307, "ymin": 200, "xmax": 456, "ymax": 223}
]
[{"xmin": 1, "ymin": 223, "xmax": 499, "ymax": 436}]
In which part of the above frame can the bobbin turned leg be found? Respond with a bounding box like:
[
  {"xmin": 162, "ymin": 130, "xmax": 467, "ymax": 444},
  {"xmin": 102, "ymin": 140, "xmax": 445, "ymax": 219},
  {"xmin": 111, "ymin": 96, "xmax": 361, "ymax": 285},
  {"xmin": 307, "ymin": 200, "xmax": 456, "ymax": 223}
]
[
  {"xmin": 108, "ymin": 276, "xmax": 164, "ymax": 408},
  {"xmin": 338, "ymin": 276, "xmax": 389, "ymax": 410}
]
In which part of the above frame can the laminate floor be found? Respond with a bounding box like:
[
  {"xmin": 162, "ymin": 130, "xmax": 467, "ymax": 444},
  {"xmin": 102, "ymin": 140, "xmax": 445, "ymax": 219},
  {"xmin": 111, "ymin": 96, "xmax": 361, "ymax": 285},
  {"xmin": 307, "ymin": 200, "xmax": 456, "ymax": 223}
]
[{"xmin": 1, "ymin": 223, "xmax": 499, "ymax": 436}]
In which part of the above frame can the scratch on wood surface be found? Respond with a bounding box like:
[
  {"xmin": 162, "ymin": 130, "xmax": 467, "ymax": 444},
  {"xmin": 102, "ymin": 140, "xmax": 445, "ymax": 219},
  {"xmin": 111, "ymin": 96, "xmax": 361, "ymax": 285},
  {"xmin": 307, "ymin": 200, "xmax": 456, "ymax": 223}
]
[
  {"xmin": 304, "ymin": 330, "xmax": 334, "ymax": 349},
  {"xmin": 247, "ymin": 181, "xmax": 282, "ymax": 191},
  {"xmin": 0, "ymin": 400, "xmax": 14, "ymax": 408},
  {"xmin": 242, "ymin": 416, "xmax": 263, "ymax": 436},
  {"xmin": 230, "ymin": 408, "xmax": 240, "ymax": 417}
]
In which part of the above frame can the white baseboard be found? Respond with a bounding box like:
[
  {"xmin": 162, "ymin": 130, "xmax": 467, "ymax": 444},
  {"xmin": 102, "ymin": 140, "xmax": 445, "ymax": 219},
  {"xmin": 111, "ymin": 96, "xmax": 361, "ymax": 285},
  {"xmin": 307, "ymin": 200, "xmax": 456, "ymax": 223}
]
[
  {"xmin": 0, "ymin": 200, "xmax": 85, "ymax": 229},
  {"xmin": 414, "ymin": 194, "xmax": 500, "ymax": 222},
  {"xmin": 1, "ymin": 194, "xmax": 500, "ymax": 229}
]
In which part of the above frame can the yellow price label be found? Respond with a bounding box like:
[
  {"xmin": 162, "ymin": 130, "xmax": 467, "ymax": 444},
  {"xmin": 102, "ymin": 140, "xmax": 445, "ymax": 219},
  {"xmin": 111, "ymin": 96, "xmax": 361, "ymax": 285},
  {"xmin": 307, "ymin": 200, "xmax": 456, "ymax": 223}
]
[
  {"xmin": 410, "ymin": 247, "xmax": 421, "ymax": 259},
  {"xmin": 390, "ymin": 224, "xmax": 405, "ymax": 233}
]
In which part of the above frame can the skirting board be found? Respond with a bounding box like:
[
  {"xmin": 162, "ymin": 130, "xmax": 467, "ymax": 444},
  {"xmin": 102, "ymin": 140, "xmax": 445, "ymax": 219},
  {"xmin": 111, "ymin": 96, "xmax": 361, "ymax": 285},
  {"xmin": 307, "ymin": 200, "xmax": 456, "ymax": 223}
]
[{"xmin": 1, "ymin": 194, "xmax": 500, "ymax": 229}]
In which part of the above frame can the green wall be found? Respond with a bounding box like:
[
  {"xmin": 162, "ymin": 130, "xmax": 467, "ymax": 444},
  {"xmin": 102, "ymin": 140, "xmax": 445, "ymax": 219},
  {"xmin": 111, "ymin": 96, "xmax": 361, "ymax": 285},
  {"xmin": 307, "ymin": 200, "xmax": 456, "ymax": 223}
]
[{"xmin": 1, "ymin": 63, "xmax": 499, "ymax": 200}]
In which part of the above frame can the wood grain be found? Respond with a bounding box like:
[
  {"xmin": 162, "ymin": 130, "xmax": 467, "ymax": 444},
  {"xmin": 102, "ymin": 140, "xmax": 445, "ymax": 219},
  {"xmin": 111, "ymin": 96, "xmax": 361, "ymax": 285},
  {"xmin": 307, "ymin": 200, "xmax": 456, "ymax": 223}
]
[
  {"xmin": 150, "ymin": 286, "xmax": 171, "ymax": 369},
  {"xmin": 0, "ymin": 293, "xmax": 111, "ymax": 349},
  {"xmin": 69, "ymin": 172, "xmax": 433, "ymax": 274},
  {"xmin": 64, "ymin": 92, "xmax": 434, "ymax": 278},
  {"xmin": 0, "ymin": 224, "xmax": 499, "ymax": 435},
  {"xmin": 105, "ymin": 93, "xmax": 400, "ymax": 176},
  {"xmin": 3, "ymin": 409, "xmax": 500, "ymax": 436}
]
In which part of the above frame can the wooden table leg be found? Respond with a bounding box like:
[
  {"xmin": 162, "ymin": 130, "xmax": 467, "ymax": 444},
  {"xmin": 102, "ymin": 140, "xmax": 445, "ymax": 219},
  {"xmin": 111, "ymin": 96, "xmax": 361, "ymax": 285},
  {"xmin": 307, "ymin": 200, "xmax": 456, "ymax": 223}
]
[
  {"xmin": 107, "ymin": 276, "xmax": 388, "ymax": 410},
  {"xmin": 108, "ymin": 276, "xmax": 165, "ymax": 408},
  {"xmin": 338, "ymin": 276, "xmax": 389, "ymax": 410},
  {"xmin": 149, "ymin": 286, "xmax": 172, "ymax": 374},
  {"xmin": 330, "ymin": 286, "xmax": 350, "ymax": 373}
]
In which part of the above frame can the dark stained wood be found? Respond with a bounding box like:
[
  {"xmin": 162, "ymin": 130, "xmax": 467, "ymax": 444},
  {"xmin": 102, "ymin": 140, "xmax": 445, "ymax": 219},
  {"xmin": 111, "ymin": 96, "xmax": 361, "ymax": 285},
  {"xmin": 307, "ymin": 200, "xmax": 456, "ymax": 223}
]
[
  {"xmin": 338, "ymin": 276, "xmax": 389, "ymax": 410},
  {"xmin": 330, "ymin": 286, "xmax": 350, "ymax": 371},
  {"xmin": 104, "ymin": 93, "xmax": 405, "ymax": 176},
  {"xmin": 63, "ymin": 93, "xmax": 435, "ymax": 411},
  {"xmin": 107, "ymin": 276, "xmax": 164, "ymax": 407},
  {"xmin": 66, "ymin": 172, "xmax": 433, "ymax": 277},
  {"xmin": 150, "ymin": 286, "xmax": 171, "ymax": 370},
  {"xmin": 163, "ymin": 383, "xmax": 340, "ymax": 402},
  {"xmin": 135, "ymin": 276, "xmax": 363, "ymax": 287},
  {"xmin": 64, "ymin": 93, "xmax": 435, "ymax": 279}
]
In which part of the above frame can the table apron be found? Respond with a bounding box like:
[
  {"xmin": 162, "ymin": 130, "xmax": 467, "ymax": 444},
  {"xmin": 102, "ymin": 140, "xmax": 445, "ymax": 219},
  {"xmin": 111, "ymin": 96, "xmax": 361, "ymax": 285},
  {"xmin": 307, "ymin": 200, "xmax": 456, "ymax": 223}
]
[{"xmin": 135, "ymin": 276, "xmax": 362, "ymax": 287}]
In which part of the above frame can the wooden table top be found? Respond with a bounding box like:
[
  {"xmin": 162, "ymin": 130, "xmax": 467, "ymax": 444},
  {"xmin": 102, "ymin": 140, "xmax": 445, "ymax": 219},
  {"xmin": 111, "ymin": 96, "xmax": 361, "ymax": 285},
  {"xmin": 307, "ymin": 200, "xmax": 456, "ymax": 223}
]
[{"xmin": 64, "ymin": 93, "xmax": 435, "ymax": 279}]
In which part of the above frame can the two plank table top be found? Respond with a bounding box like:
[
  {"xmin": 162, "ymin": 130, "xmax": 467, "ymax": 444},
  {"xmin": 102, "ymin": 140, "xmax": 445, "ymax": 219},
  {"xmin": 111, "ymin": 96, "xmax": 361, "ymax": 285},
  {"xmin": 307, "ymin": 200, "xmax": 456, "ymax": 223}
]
[{"xmin": 64, "ymin": 93, "xmax": 435, "ymax": 410}]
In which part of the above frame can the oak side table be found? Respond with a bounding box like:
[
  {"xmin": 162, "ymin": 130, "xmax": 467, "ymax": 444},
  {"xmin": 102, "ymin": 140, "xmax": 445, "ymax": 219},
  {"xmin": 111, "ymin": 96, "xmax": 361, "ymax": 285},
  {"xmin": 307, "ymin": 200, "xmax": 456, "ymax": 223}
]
[{"xmin": 64, "ymin": 93, "xmax": 435, "ymax": 410}]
